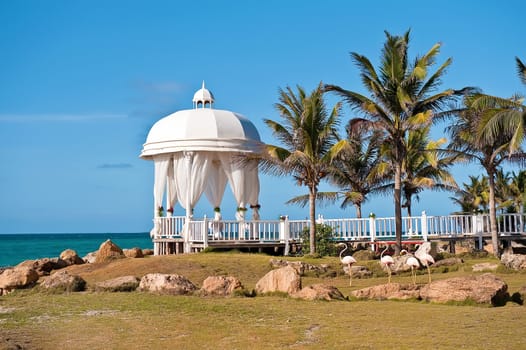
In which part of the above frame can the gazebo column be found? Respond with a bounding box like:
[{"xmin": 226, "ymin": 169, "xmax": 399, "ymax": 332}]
[{"xmin": 183, "ymin": 151, "xmax": 194, "ymax": 253}]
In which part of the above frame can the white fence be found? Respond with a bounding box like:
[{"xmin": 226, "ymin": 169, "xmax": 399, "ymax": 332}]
[{"xmin": 153, "ymin": 212, "xmax": 526, "ymax": 247}]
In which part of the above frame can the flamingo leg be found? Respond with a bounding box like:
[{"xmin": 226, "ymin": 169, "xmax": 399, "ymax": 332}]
[
  {"xmin": 387, "ymin": 269, "xmax": 391, "ymax": 284},
  {"xmin": 348, "ymin": 263, "xmax": 352, "ymax": 287},
  {"xmin": 427, "ymin": 266, "xmax": 432, "ymax": 284},
  {"xmin": 411, "ymin": 267, "xmax": 416, "ymax": 286}
]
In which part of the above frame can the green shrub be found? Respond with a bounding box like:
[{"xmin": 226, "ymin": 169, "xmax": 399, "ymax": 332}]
[{"xmin": 300, "ymin": 224, "xmax": 337, "ymax": 257}]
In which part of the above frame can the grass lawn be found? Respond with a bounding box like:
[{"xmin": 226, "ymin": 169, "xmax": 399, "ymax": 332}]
[{"xmin": 1, "ymin": 252, "xmax": 525, "ymax": 349}]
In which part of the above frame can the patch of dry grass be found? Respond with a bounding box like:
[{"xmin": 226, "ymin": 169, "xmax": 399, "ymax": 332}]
[{"xmin": 1, "ymin": 252, "xmax": 525, "ymax": 350}]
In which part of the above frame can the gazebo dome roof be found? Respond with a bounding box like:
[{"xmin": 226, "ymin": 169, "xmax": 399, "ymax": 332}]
[{"xmin": 140, "ymin": 83, "xmax": 263, "ymax": 159}]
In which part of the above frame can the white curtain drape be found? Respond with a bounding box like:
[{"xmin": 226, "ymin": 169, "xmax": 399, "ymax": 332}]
[
  {"xmin": 204, "ymin": 159, "xmax": 228, "ymax": 211},
  {"xmin": 175, "ymin": 151, "xmax": 213, "ymax": 213},
  {"xmin": 219, "ymin": 153, "xmax": 247, "ymax": 215},
  {"xmin": 245, "ymin": 160, "xmax": 259, "ymax": 206},
  {"xmin": 166, "ymin": 157, "xmax": 177, "ymax": 216},
  {"xmin": 153, "ymin": 155, "xmax": 171, "ymax": 216}
]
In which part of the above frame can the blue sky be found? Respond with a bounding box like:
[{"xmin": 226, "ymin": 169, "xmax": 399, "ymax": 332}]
[{"xmin": 0, "ymin": 0, "xmax": 524, "ymax": 233}]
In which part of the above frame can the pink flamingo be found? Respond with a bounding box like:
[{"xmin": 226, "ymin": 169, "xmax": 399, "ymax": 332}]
[
  {"xmin": 380, "ymin": 246, "xmax": 394, "ymax": 284},
  {"xmin": 338, "ymin": 243, "xmax": 357, "ymax": 286}
]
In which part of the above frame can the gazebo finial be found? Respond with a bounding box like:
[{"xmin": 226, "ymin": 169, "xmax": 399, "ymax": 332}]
[{"xmin": 192, "ymin": 81, "xmax": 214, "ymax": 109}]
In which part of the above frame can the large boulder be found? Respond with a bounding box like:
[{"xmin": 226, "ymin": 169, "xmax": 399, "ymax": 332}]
[
  {"xmin": 472, "ymin": 262, "xmax": 499, "ymax": 272},
  {"xmin": 60, "ymin": 249, "xmax": 84, "ymax": 266},
  {"xmin": 292, "ymin": 284, "xmax": 346, "ymax": 301},
  {"xmin": 350, "ymin": 283, "xmax": 421, "ymax": 300},
  {"xmin": 17, "ymin": 258, "xmax": 67, "ymax": 276},
  {"xmin": 255, "ymin": 266, "xmax": 301, "ymax": 295},
  {"xmin": 343, "ymin": 265, "xmax": 372, "ymax": 279},
  {"xmin": 269, "ymin": 259, "xmax": 328, "ymax": 276},
  {"xmin": 419, "ymin": 273, "xmax": 508, "ymax": 306},
  {"xmin": 95, "ymin": 239, "xmax": 125, "ymax": 263},
  {"xmin": 432, "ymin": 257, "xmax": 463, "ymax": 268},
  {"xmin": 123, "ymin": 247, "xmax": 144, "ymax": 258},
  {"xmin": 139, "ymin": 273, "xmax": 197, "ymax": 295},
  {"xmin": 95, "ymin": 276, "xmax": 141, "ymax": 292},
  {"xmin": 200, "ymin": 276, "xmax": 244, "ymax": 296},
  {"xmin": 0, "ymin": 266, "xmax": 39, "ymax": 295},
  {"xmin": 500, "ymin": 249, "xmax": 526, "ymax": 270},
  {"xmin": 83, "ymin": 251, "xmax": 97, "ymax": 264},
  {"xmin": 39, "ymin": 270, "xmax": 86, "ymax": 292}
]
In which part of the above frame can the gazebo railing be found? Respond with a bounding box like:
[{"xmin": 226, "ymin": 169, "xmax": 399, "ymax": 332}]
[{"xmin": 154, "ymin": 212, "xmax": 526, "ymax": 245}]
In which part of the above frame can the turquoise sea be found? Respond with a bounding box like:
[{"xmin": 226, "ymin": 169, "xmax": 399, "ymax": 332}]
[{"xmin": 0, "ymin": 232, "xmax": 152, "ymax": 268}]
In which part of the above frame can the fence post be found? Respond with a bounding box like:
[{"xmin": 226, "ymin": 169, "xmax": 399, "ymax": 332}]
[
  {"xmin": 475, "ymin": 214, "xmax": 483, "ymax": 249},
  {"xmin": 203, "ymin": 215, "xmax": 208, "ymax": 250},
  {"xmin": 369, "ymin": 214, "xmax": 376, "ymax": 252},
  {"xmin": 421, "ymin": 211, "xmax": 428, "ymax": 241}
]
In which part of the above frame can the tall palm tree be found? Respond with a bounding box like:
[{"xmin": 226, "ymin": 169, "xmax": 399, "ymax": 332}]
[
  {"xmin": 477, "ymin": 57, "xmax": 526, "ymax": 152},
  {"xmin": 261, "ymin": 82, "xmax": 341, "ymax": 254},
  {"xmin": 509, "ymin": 170, "xmax": 526, "ymax": 214},
  {"xmin": 376, "ymin": 126, "xmax": 458, "ymax": 217},
  {"xmin": 450, "ymin": 175, "xmax": 489, "ymax": 214},
  {"xmin": 326, "ymin": 30, "xmax": 463, "ymax": 253},
  {"xmin": 328, "ymin": 120, "xmax": 386, "ymax": 218},
  {"xmin": 448, "ymin": 94, "xmax": 526, "ymax": 256}
]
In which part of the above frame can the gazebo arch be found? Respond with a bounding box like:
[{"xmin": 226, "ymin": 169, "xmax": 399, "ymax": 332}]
[{"xmin": 140, "ymin": 82, "xmax": 264, "ymax": 252}]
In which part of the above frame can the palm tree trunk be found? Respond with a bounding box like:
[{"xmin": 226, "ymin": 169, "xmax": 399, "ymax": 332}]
[
  {"xmin": 394, "ymin": 164, "xmax": 403, "ymax": 255},
  {"xmin": 355, "ymin": 204, "xmax": 362, "ymax": 219},
  {"xmin": 488, "ymin": 171, "xmax": 500, "ymax": 257},
  {"xmin": 309, "ymin": 186, "xmax": 317, "ymax": 254}
]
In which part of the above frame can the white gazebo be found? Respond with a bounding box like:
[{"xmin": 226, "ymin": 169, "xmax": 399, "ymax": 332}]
[{"xmin": 140, "ymin": 82, "xmax": 264, "ymax": 253}]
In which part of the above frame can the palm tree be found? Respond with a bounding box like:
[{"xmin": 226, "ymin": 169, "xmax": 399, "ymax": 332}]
[
  {"xmin": 477, "ymin": 57, "xmax": 526, "ymax": 152},
  {"xmin": 261, "ymin": 82, "xmax": 341, "ymax": 254},
  {"xmin": 376, "ymin": 126, "xmax": 458, "ymax": 218},
  {"xmin": 509, "ymin": 170, "xmax": 526, "ymax": 214},
  {"xmin": 326, "ymin": 30, "xmax": 464, "ymax": 254},
  {"xmin": 450, "ymin": 175, "xmax": 489, "ymax": 214},
  {"xmin": 328, "ymin": 120, "xmax": 386, "ymax": 218},
  {"xmin": 448, "ymin": 93, "xmax": 526, "ymax": 256}
]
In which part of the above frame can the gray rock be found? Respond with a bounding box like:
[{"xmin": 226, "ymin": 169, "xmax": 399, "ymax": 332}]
[
  {"xmin": 292, "ymin": 284, "xmax": 346, "ymax": 301},
  {"xmin": 419, "ymin": 273, "xmax": 508, "ymax": 306},
  {"xmin": 432, "ymin": 257, "xmax": 463, "ymax": 268},
  {"xmin": 500, "ymin": 250, "xmax": 526, "ymax": 270},
  {"xmin": 351, "ymin": 283, "xmax": 421, "ymax": 300},
  {"xmin": 39, "ymin": 270, "xmax": 86, "ymax": 292},
  {"xmin": 472, "ymin": 262, "xmax": 499, "ymax": 272},
  {"xmin": 139, "ymin": 273, "xmax": 197, "ymax": 295},
  {"xmin": 60, "ymin": 249, "xmax": 85, "ymax": 266},
  {"xmin": 200, "ymin": 276, "xmax": 244, "ymax": 296},
  {"xmin": 255, "ymin": 266, "xmax": 301, "ymax": 295},
  {"xmin": 0, "ymin": 266, "xmax": 39, "ymax": 294},
  {"xmin": 95, "ymin": 276, "xmax": 140, "ymax": 292}
]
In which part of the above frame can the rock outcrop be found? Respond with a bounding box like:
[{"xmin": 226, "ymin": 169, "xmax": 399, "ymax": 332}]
[
  {"xmin": 139, "ymin": 273, "xmax": 197, "ymax": 295},
  {"xmin": 95, "ymin": 276, "xmax": 141, "ymax": 292},
  {"xmin": 59, "ymin": 249, "xmax": 85, "ymax": 266},
  {"xmin": 16, "ymin": 258, "xmax": 67, "ymax": 276},
  {"xmin": 39, "ymin": 270, "xmax": 86, "ymax": 292},
  {"xmin": 95, "ymin": 240, "xmax": 125, "ymax": 263},
  {"xmin": 123, "ymin": 248, "xmax": 144, "ymax": 258},
  {"xmin": 255, "ymin": 266, "xmax": 301, "ymax": 295},
  {"xmin": 292, "ymin": 284, "xmax": 346, "ymax": 301},
  {"xmin": 472, "ymin": 262, "xmax": 499, "ymax": 272},
  {"xmin": 432, "ymin": 257, "xmax": 463, "ymax": 268},
  {"xmin": 500, "ymin": 249, "xmax": 526, "ymax": 270},
  {"xmin": 351, "ymin": 283, "xmax": 421, "ymax": 300},
  {"xmin": 200, "ymin": 276, "xmax": 244, "ymax": 296},
  {"xmin": 419, "ymin": 273, "xmax": 508, "ymax": 306},
  {"xmin": 0, "ymin": 266, "xmax": 39, "ymax": 295}
]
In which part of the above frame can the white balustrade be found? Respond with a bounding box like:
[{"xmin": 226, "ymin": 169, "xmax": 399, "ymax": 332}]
[{"xmin": 154, "ymin": 212, "xmax": 526, "ymax": 247}]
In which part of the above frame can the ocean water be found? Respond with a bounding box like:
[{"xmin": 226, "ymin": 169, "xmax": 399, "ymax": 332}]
[{"xmin": 0, "ymin": 232, "xmax": 153, "ymax": 268}]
